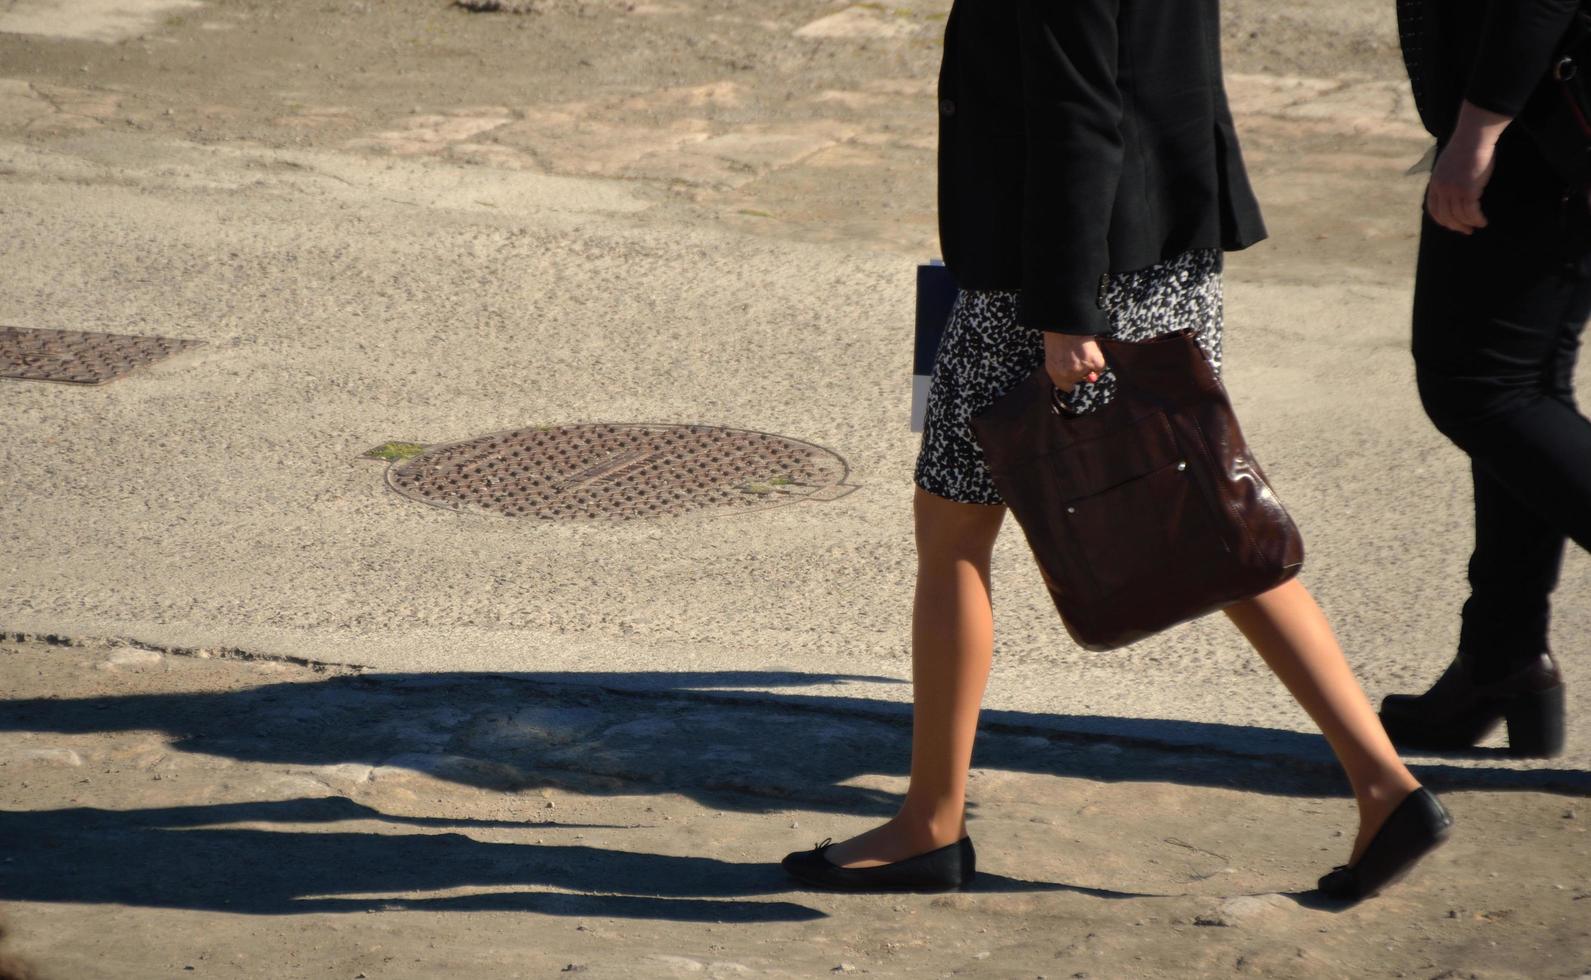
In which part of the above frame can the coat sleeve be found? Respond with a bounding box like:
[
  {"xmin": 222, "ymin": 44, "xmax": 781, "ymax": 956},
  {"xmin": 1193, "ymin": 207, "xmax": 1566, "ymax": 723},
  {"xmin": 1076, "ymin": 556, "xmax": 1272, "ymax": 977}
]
[
  {"xmin": 1014, "ymin": 0, "xmax": 1125, "ymax": 336},
  {"xmin": 1466, "ymin": 0, "xmax": 1581, "ymax": 118}
]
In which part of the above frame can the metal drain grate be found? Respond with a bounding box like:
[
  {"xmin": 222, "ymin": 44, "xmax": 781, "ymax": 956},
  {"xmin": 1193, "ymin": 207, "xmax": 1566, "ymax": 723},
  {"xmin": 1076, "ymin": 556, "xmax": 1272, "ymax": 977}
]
[
  {"xmin": 385, "ymin": 423, "xmax": 855, "ymax": 520},
  {"xmin": 0, "ymin": 326, "xmax": 204, "ymax": 385}
]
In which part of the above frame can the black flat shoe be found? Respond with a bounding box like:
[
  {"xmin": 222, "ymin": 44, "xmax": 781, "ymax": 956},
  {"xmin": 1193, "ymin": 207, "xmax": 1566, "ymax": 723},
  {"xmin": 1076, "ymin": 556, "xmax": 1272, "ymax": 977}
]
[
  {"xmin": 1379, "ymin": 650, "xmax": 1564, "ymax": 757},
  {"xmin": 781, "ymin": 836, "xmax": 976, "ymax": 892},
  {"xmin": 1317, "ymin": 787, "xmax": 1453, "ymax": 902}
]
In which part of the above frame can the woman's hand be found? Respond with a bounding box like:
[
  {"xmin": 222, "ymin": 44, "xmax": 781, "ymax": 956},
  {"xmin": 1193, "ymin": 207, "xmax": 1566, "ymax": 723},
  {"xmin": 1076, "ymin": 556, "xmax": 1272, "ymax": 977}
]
[
  {"xmin": 1425, "ymin": 100, "xmax": 1512, "ymax": 235},
  {"xmin": 1043, "ymin": 330, "xmax": 1107, "ymax": 392}
]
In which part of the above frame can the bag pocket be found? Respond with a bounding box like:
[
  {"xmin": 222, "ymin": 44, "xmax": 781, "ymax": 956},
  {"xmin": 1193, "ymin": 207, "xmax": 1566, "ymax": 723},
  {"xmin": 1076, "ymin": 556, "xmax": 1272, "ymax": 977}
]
[
  {"xmin": 1043, "ymin": 409, "xmax": 1181, "ymax": 501},
  {"xmin": 1061, "ymin": 454, "xmax": 1232, "ymax": 603}
]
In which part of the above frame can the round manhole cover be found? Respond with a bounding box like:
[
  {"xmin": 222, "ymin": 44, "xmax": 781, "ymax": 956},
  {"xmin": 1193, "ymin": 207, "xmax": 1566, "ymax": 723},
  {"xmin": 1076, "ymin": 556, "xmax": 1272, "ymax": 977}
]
[{"xmin": 385, "ymin": 423, "xmax": 854, "ymax": 520}]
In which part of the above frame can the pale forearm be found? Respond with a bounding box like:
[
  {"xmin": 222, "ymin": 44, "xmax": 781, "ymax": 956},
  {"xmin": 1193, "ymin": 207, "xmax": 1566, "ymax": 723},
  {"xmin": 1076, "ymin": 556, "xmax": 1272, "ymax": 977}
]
[{"xmin": 1448, "ymin": 99, "xmax": 1513, "ymax": 152}]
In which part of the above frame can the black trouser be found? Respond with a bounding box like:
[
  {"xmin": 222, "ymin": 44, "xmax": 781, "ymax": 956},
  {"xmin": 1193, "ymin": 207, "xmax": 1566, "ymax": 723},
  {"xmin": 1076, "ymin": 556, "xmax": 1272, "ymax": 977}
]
[{"xmin": 1411, "ymin": 130, "xmax": 1591, "ymax": 675}]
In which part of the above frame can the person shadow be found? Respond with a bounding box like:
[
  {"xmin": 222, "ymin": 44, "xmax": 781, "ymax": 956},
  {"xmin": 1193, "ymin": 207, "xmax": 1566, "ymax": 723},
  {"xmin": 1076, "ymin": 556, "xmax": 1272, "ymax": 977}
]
[{"xmin": 2, "ymin": 667, "xmax": 1583, "ymax": 919}]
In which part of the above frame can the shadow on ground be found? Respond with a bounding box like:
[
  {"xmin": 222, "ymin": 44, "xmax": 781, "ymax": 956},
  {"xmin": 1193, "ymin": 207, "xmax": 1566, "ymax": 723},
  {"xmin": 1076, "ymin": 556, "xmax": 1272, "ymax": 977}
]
[
  {"xmin": 0, "ymin": 794, "xmax": 1142, "ymax": 919},
  {"xmin": 3, "ymin": 669, "xmax": 1586, "ymax": 808},
  {"xmin": 2, "ymin": 667, "xmax": 1584, "ymax": 919}
]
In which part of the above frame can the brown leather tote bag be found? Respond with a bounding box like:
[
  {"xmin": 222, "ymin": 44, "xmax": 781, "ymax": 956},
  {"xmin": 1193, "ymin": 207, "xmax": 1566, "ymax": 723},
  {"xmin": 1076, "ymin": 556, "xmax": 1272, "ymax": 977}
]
[{"xmin": 968, "ymin": 329, "xmax": 1304, "ymax": 652}]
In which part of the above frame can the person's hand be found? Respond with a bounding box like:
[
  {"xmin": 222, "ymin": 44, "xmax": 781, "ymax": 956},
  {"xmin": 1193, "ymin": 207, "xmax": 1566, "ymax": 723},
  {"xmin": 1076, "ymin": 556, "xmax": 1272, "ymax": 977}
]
[
  {"xmin": 1043, "ymin": 330, "xmax": 1107, "ymax": 393},
  {"xmin": 1427, "ymin": 139, "xmax": 1495, "ymax": 234},
  {"xmin": 1425, "ymin": 100, "xmax": 1512, "ymax": 235}
]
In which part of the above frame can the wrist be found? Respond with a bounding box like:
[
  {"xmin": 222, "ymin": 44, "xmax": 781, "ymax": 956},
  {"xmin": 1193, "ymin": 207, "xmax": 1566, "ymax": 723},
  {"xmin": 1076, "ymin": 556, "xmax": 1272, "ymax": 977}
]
[{"xmin": 1451, "ymin": 99, "xmax": 1512, "ymax": 150}]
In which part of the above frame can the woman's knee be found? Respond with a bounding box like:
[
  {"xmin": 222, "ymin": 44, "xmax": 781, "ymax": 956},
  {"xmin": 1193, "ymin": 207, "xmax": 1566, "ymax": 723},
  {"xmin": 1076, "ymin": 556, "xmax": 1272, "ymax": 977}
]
[{"xmin": 913, "ymin": 486, "xmax": 1004, "ymax": 561}]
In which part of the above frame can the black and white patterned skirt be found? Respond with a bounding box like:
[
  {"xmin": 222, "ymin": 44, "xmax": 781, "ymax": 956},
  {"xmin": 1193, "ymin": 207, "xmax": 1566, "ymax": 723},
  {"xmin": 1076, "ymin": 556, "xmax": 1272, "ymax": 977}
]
[{"xmin": 913, "ymin": 248, "xmax": 1225, "ymax": 506}]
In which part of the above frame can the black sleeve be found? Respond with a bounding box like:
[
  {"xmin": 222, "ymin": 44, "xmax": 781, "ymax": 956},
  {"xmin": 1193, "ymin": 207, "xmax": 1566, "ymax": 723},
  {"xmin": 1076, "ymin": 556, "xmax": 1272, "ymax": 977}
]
[
  {"xmin": 1013, "ymin": 0, "xmax": 1125, "ymax": 336},
  {"xmin": 1466, "ymin": 0, "xmax": 1581, "ymax": 117}
]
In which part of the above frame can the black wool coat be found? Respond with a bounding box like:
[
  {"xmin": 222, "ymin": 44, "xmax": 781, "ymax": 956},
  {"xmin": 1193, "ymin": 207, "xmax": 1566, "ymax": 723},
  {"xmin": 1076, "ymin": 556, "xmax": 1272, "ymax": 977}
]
[
  {"xmin": 936, "ymin": 0, "xmax": 1268, "ymax": 335},
  {"xmin": 1398, "ymin": 0, "xmax": 1582, "ymax": 141}
]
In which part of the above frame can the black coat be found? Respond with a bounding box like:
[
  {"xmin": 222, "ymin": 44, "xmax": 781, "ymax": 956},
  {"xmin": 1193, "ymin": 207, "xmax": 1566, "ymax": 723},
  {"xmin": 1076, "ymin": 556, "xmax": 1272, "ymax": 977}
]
[
  {"xmin": 936, "ymin": 0, "xmax": 1267, "ymax": 336},
  {"xmin": 1397, "ymin": 0, "xmax": 1581, "ymax": 141}
]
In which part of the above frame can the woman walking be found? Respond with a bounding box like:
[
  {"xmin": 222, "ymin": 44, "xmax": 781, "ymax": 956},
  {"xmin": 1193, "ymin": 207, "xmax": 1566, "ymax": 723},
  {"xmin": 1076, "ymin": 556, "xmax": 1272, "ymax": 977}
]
[
  {"xmin": 1378, "ymin": 0, "xmax": 1588, "ymax": 758},
  {"xmin": 781, "ymin": 0, "xmax": 1452, "ymax": 901}
]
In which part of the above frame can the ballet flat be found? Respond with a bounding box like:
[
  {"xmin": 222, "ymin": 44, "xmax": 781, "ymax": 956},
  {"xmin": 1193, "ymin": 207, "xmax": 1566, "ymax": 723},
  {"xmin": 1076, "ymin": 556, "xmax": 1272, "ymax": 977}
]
[
  {"xmin": 1317, "ymin": 787, "xmax": 1453, "ymax": 902},
  {"xmin": 781, "ymin": 835, "xmax": 976, "ymax": 892}
]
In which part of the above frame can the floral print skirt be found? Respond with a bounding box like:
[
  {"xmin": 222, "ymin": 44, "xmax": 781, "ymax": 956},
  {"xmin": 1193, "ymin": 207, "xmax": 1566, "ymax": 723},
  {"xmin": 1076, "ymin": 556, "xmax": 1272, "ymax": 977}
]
[{"xmin": 913, "ymin": 248, "xmax": 1225, "ymax": 505}]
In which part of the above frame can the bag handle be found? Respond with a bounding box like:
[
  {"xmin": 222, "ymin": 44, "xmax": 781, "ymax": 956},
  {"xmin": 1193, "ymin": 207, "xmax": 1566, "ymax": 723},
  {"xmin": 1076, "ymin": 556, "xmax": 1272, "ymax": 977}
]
[{"xmin": 1046, "ymin": 329, "xmax": 1209, "ymax": 419}]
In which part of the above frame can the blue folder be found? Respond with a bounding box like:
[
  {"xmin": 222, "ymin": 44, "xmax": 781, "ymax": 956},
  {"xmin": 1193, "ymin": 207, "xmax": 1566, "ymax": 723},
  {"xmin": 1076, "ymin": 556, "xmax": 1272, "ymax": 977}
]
[{"xmin": 912, "ymin": 260, "xmax": 959, "ymax": 432}]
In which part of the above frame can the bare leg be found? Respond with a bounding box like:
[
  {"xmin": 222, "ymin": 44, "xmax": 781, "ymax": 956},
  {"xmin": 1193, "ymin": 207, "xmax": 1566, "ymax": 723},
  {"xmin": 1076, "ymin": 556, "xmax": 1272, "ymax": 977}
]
[
  {"xmin": 824, "ymin": 492, "xmax": 1420, "ymax": 872},
  {"xmin": 1223, "ymin": 578, "xmax": 1422, "ymax": 866},
  {"xmin": 823, "ymin": 486, "xmax": 1005, "ymax": 868}
]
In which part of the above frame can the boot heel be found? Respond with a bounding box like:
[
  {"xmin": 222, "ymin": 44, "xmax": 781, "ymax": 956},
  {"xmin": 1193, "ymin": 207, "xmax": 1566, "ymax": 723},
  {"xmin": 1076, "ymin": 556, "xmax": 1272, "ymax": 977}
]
[{"xmin": 1505, "ymin": 685, "xmax": 1566, "ymax": 757}]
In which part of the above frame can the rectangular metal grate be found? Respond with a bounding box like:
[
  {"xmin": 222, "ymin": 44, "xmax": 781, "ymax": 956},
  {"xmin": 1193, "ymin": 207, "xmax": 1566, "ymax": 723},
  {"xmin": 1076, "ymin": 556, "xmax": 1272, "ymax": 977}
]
[{"xmin": 0, "ymin": 325, "xmax": 204, "ymax": 385}]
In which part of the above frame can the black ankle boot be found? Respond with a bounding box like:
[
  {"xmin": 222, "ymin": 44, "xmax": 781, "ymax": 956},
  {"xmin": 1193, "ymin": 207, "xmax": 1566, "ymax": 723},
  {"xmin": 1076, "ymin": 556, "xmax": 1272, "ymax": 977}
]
[{"xmin": 1379, "ymin": 651, "xmax": 1565, "ymax": 757}]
